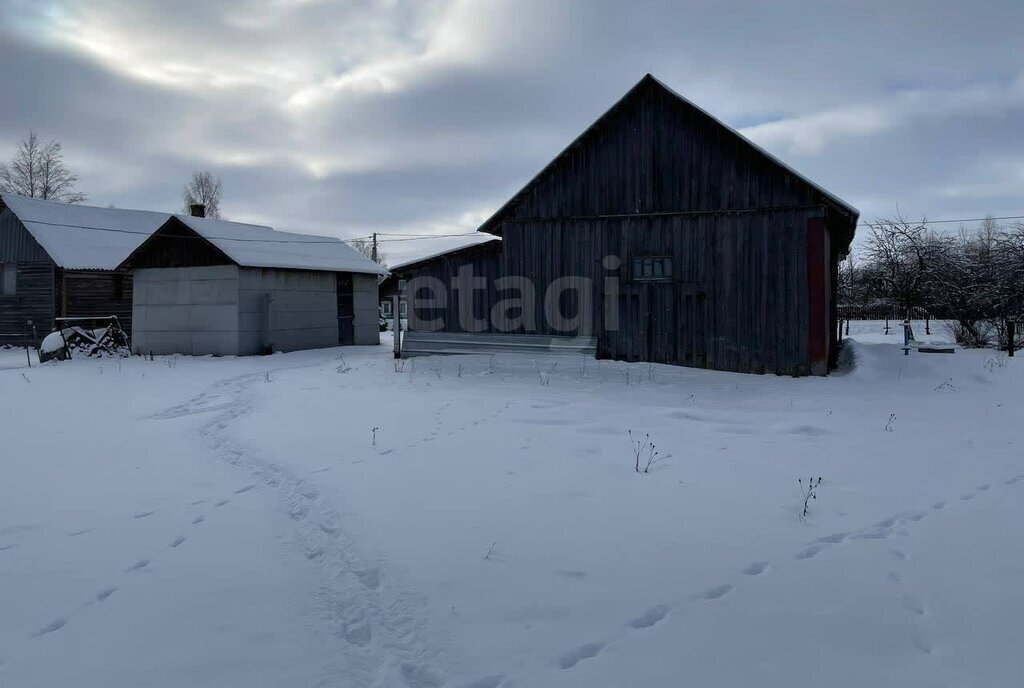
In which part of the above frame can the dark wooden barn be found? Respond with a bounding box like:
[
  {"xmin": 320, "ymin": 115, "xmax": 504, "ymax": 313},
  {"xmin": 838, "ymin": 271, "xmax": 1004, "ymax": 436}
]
[
  {"xmin": 0, "ymin": 193, "xmax": 167, "ymax": 346},
  {"xmin": 394, "ymin": 74, "xmax": 859, "ymax": 375},
  {"xmin": 380, "ymin": 238, "xmax": 502, "ymax": 323}
]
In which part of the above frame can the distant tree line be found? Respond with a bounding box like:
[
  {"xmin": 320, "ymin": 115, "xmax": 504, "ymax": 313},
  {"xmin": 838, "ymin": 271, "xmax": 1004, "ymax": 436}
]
[{"xmin": 840, "ymin": 214, "xmax": 1024, "ymax": 349}]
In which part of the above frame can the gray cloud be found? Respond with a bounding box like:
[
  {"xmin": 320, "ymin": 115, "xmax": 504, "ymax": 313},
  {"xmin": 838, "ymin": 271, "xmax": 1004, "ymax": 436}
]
[{"xmin": 1, "ymin": 0, "xmax": 1021, "ymax": 262}]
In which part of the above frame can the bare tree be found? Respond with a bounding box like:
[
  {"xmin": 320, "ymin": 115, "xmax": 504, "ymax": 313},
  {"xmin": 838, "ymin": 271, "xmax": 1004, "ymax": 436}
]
[
  {"xmin": 928, "ymin": 225, "xmax": 997, "ymax": 346},
  {"xmin": 182, "ymin": 170, "xmax": 223, "ymax": 218},
  {"xmin": 0, "ymin": 131, "xmax": 87, "ymax": 203},
  {"xmin": 907, "ymin": 216, "xmax": 1023, "ymax": 348},
  {"xmin": 861, "ymin": 213, "xmax": 942, "ymax": 318},
  {"xmin": 349, "ymin": 237, "xmax": 386, "ymax": 266}
]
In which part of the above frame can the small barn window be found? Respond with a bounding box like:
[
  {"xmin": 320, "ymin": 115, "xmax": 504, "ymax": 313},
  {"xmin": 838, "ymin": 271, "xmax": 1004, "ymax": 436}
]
[
  {"xmin": 381, "ymin": 300, "xmax": 393, "ymax": 317},
  {"xmin": 631, "ymin": 256, "xmax": 673, "ymax": 281},
  {"xmin": 398, "ymin": 279, "xmax": 407, "ymax": 291},
  {"xmin": 0, "ymin": 263, "xmax": 16, "ymax": 296},
  {"xmin": 399, "ymin": 300, "xmax": 408, "ymax": 317}
]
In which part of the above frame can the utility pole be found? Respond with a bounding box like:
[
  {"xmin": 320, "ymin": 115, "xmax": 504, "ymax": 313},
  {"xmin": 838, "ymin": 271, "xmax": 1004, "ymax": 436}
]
[{"xmin": 371, "ymin": 233, "xmax": 378, "ymax": 263}]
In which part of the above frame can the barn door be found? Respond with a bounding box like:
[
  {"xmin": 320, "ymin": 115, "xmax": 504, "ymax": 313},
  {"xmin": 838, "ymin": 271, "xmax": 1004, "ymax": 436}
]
[
  {"xmin": 647, "ymin": 283, "xmax": 677, "ymax": 364},
  {"xmin": 337, "ymin": 273, "xmax": 354, "ymax": 345}
]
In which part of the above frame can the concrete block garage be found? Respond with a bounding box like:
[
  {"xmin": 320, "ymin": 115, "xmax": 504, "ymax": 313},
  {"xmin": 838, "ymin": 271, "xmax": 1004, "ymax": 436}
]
[{"xmin": 122, "ymin": 207, "xmax": 385, "ymax": 356}]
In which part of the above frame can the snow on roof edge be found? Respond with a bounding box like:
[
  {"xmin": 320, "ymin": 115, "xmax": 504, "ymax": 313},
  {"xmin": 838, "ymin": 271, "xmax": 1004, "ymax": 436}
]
[
  {"xmin": 388, "ymin": 236, "xmax": 501, "ymax": 272},
  {"xmin": 175, "ymin": 214, "xmax": 388, "ymax": 276}
]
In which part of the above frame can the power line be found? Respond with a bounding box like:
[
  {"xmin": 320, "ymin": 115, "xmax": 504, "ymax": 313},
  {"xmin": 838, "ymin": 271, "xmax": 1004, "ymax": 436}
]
[
  {"xmin": 859, "ymin": 214, "xmax": 1024, "ymax": 228},
  {"xmin": 19, "ymin": 216, "xmax": 378, "ymax": 245},
  {"xmin": 375, "ymin": 233, "xmax": 482, "ymax": 243},
  {"xmin": 14, "ymin": 218, "xmax": 479, "ymax": 247},
  {"xmin": 21, "ymin": 210, "xmax": 1022, "ymax": 248}
]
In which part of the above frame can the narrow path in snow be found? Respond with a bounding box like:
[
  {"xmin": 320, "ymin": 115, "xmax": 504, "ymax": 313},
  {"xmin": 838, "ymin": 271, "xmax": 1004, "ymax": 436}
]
[{"xmin": 148, "ymin": 365, "xmax": 451, "ymax": 688}]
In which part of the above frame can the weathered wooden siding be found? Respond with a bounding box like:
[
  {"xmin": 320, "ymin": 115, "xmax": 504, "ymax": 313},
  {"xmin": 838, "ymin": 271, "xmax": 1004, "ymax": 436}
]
[
  {"xmin": 0, "ymin": 208, "xmax": 52, "ymax": 262},
  {"xmin": 125, "ymin": 219, "xmax": 234, "ymax": 269},
  {"xmin": 490, "ymin": 78, "xmax": 837, "ymax": 230},
  {"xmin": 0, "ymin": 262, "xmax": 55, "ymax": 345},
  {"xmin": 59, "ymin": 270, "xmax": 135, "ymax": 336},
  {"xmin": 499, "ymin": 209, "xmax": 815, "ymax": 376},
  {"xmin": 0, "ymin": 209, "xmax": 56, "ymax": 344},
  {"xmin": 394, "ymin": 242, "xmax": 503, "ymax": 333}
]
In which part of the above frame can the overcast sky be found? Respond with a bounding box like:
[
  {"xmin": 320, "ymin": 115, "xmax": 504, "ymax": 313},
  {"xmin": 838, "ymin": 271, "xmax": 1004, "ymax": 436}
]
[{"xmin": 1, "ymin": 0, "xmax": 1021, "ymax": 262}]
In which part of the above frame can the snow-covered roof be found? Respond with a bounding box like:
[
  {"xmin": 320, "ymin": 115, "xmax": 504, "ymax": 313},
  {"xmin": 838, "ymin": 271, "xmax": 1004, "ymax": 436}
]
[
  {"xmin": 175, "ymin": 215, "xmax": 387, "ymax": 276},
  {"xmin": 0, "ymin": 193, "xmax": 168, "ymax": 270},
  {"xmin": 0, "ymin": 192, "xmax": 387, "ymax": 275},
  {"xmin": 388, "ymin": 236, "xmax": 501, "ymax": 272}
]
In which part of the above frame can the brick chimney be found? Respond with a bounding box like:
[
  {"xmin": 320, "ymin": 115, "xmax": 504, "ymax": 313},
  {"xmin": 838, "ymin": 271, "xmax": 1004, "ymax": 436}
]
[{"xmin": 190, "ymin": 203, "xmax": 206, "ymax": 218}]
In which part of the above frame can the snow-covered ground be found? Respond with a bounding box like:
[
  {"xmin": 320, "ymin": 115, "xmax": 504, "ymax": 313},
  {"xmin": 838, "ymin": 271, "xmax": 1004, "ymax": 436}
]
[{"xmin": 1, "ymin": 322, "xmax": 1022, "ymax": 687}]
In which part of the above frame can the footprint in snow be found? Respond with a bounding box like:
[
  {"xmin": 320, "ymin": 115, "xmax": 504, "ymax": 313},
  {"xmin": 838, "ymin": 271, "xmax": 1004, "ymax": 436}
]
[
  {"xmin": 356, "ymin": 567, "xmax": 381, "ymax": 590},
  {"xmin": 96, "ymin": 586, "xmax": 117, "ymax": 601},
  {"xmin": 67, "ymin": 528, "xmax": 94, "ymax": 537},
  {"xmin": 976, "ymin": 483, "xmax": 991, "ymax": 491},
  {"xmin": 701, "ymin": 584, "xmax": 733, "ymax": 600},
  {"xmin": 214, "ymin": 499, "xmax": 230, "ymax": 508},
  {"xmin": 233, "ymin": 484, "xmax": 256, "ymax": 494},
  {"xmin": 192, "ymin": 515, "xmax": 205, "ymax": 525},
  {"xmin": 133, "ymin": 511, "xmax": 155, "ymax": 519},
  {"xmin": 854, "ymin": 528, "xmax": 891, "ymax": 541},
  {"xmin": 125, "ymin": 559, "xmax": 150, "ymax": 572},
  {"xmin": 1005, "ymin": 475, "xmax": 1024, "ymax": 486},
  {"xmin": 556, "ymin": 570, "xmax": 588, "ymax": 580},
  {"xmin": 169, "ymin": 536, "xmax": 186, "ymax": 548},
  {"xmin": 742, "ymin": 561, "xmax": 769, "ymax": 576},
  {"xmin": 628, "ymin": 605, "xmax": 670, "ymax": 629},
  {"xmin": 0, "ymin": 544, "xmax": 16, "ymax": 552},
  {"xmin": 558, "ymin": 642, "xmax": 605, "ymax": 669},
  {"xmin": 33, "ymin": 618, "xmax": 68, "ymax": 637},
  {"xmin": 399, "ymin": 661, "xmax": 446, "ymax": 688},
  {"xmin": 341, "ymin": 620, "xmax": 372, "ymax": 646},
  {"xmin": 795, "ymin": 544, "xmax": 827, "ymax": 559},
  {"xmin": 813, "ymin": 532, "xmax": 848, "ymax": 545},
  {"xmin": 961, "ymin": 492, "xmax": 977, "ymax": 501},
  {"xmin": 932, "ymin": 501, "xmax": 946, "ymax": 510}
]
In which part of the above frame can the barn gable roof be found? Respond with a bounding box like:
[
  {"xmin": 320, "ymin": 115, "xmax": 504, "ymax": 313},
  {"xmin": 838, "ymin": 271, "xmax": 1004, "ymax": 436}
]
[
  {"xmin": 167, "ymin": 215, "xmax": 387, "ymax": 275},
  {"xmin": 0, "ymin": 192, "xmax": 168, "ymax": 270},
  {"xmin": 477, "ymin": 74, "xmax": 858, "ymax": 243}
]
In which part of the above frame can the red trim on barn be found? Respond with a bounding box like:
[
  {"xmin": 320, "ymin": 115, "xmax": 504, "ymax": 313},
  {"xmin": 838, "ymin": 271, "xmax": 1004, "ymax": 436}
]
[{"xmin": 807, "ymin": 218, "xmax": 828, "ymax": 375}]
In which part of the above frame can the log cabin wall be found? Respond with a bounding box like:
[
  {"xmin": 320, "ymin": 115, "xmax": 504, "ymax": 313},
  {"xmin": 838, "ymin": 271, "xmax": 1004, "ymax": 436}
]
[
  {"xmin": 0, "ymin": 208, "xmax": 56, "ymax": 345},
  {"xmin": 58, "ymin": 270, "xmax": 135, "ymax": 336}
]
